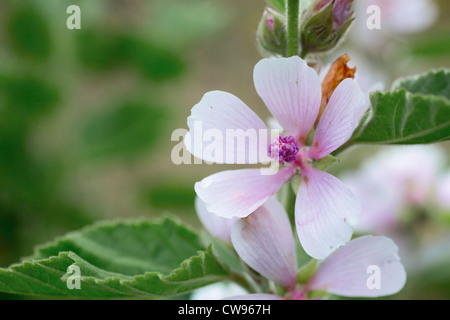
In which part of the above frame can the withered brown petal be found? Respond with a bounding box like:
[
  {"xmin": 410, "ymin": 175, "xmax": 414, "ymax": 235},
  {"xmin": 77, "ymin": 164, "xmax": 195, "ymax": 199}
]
[{"xmin": 317, "ymin": 54, "xmax": 356, "ymax": 124}]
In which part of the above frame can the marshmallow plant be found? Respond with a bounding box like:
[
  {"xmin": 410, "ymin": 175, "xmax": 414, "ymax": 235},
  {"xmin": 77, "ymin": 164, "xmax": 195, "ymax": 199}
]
[{"xmin": 0, "ymin": 0, "xmax": 447, "ymax": 300}]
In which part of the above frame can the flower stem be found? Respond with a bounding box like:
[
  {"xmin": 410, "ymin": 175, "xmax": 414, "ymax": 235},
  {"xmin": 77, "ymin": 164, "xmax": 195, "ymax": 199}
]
[
  {"xmin": 331, "ymin": 139, "xmax": 355, "ymax": 156},
  {"xmin": 286, "ymin": 0, "xmax": 300, "ymax": 57},
  {"xmin": 279, "ymin": 181, "xmax": 297, "ymax": 229}
]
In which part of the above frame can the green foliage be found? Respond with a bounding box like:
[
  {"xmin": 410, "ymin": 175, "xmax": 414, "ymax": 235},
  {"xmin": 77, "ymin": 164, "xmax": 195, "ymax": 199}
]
[
  {"xmin": 0, "ymin": 74, "xmax": 59, "ymax": 119},
  {"xmin": 148, "ymin": 0, "xmax": 231, "ymax": 49},
  {"xmin": 128, "ymin": 39, "xmax": 186, "ymax": 81},
  {"xmin": 6, "ymin": 6, "xmax": 52, "ymax": 60},
  {"xmin": 79, "ymin": 100, "xmax": 169, "ymax": 160},
  {"xmin": 0, "ymin": 73, "xmax": 92, "ymax": 266},
  {"xmin": 392, "ymin": 69, "xmax": 450, "ymax": 99},
  {"xmin": 0, "ymin": 218, "xmax": 230, "ymax": 298},
  {"xmin": 407, "ymin": 32, "xmax": 450, "ymax": 58},
  {"xmin": 76, "ymin": 31, "xmax": 185, "ymax": 80},
  {"xmin": 0, "ymin": 0, "xmax": 229, "ymax": 275},
  {"xmin": 143, "ymin": 183, "xmax": 196, "ymax": 210},
  {"xmin": 353, "ymin": 69, "xmax": 450, "ymax": 145}
]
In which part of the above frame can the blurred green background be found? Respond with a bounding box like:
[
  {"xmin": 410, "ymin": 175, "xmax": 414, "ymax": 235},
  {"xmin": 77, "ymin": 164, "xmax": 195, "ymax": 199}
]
[{"xmin": 0, "ymin": 0, "xmax": 449, "ymax": 299}]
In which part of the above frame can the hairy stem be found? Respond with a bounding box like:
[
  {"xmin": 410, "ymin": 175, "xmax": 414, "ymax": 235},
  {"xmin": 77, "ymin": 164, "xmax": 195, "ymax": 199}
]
[{"xmin": 286, "ymin": 0, "xmax": 300, "ymax": 57}]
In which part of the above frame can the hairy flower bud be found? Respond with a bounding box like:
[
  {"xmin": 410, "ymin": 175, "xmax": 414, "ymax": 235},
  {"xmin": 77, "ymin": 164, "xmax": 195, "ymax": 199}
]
[
  {"xmin": 257, "ymin": 8, "xmax": 287, "ymax": 57},
  {"xmin": 301, "ymin": 0, "xmax": 354, "ymax": 54}
]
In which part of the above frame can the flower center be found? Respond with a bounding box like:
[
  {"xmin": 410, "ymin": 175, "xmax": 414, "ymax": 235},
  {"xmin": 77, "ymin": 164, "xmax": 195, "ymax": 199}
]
[{"xmin": 268, "ymin": 134, "xmax": 300, "ymax": 165}]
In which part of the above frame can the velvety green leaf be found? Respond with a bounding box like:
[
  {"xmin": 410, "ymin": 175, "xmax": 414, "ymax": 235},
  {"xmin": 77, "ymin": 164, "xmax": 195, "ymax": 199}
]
[
  {"xmin": 0, "ymin": 218, "xmax": 230, "ymax": 298},
  {"xmin": 392, "ymin": 69, "xmax": 450, "ymax": 100},
  {"xmin": 352, "ymin": 70, "xmax": 450, "ymax": 145},
  {"xmin": 353, "ymin": 90, "xmax": 450, "ymax": 145}
]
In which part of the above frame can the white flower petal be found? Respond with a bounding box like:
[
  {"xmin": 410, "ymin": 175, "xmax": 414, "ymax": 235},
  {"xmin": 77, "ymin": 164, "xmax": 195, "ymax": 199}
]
[
  {"xmin": 295, "ymin": 167, "xmax": 361, "ymax": 259},
  {"xmin": 231, "ymin": 197, "xmax": 297, "ymax": 288},
  {"xmin": 308, "ymin": 236, "xmax": 407, "ymax": 297},
  {"xmin": 186, "ymin": 90, "xmax": 270, "ymax": 164},
  {"xmin": 195, "ymin": 167, "xmax": 294, "ymax": 219},
  {"xmin": 254, "ymin": 57, "xmax": 322, "ymax": 144}
]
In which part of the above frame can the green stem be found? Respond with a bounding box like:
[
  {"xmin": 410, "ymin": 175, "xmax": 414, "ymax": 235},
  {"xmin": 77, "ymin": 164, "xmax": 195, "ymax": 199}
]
[
  {"xmin": 331, "ymin": 139, "xmax": 355, "ymax": 156},
  {"xmin": 279, "ymin": 181, "xmax": 297, "ymax": 229},
  {"xmin": 231, "ymin": 271, "xmax": 258, "ymax": 293},
  {"xmin": 286, "ymin": 0, "xmax": 300, "ymax": 57}
]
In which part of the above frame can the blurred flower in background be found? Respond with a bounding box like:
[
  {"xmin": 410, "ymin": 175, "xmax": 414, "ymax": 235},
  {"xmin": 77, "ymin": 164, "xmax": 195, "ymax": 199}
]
[
  {"xmin": 339, "ymin": 145, "xmax": 450, "ymax": 299},
  {"xmin": 351, "ymin": 0, "xmax": 438, "ymax": 50},
  {"xmin": 341, "ymin": 145, "xmax": 448, "ymax": 234}
]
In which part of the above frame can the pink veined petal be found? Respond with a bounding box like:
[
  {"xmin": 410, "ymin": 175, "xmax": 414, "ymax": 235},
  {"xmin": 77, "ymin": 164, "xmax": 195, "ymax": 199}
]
[
  {"xmin": 231, "ymin": 197, "xmax": 297, "ymax": 289},
  {"xmin": 309, "ymin": 78, "xmax": 365, "ymax": 159},
  {"xmin": 253, "ymin": 57, "xmax": 322, "ymax": 145},
  {"xmin": 186, "ymin": 90, "xmax": 271, "ymax": 164},
  {"xmin": 307, "ymin": 236, "xmax": 407, "ymax": 298},
  {"xmin": 195, "ymin": 197, "xmax": 238, "ymax": 243},
  {"xmin": 226, "ymin": 294, "xmax": 283, "ymax": 300},
  {"xmin": 195, "ymin": 167, "xmax": 294, "ymax": 219},
  {"xmin": 295, "ymin": 167, "xmax": 361, "ymax": 260}
]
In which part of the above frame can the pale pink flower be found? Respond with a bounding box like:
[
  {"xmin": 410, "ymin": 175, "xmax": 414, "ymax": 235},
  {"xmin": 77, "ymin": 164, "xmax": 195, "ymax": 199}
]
[
  {"xmin": 195, "ymin": 196, "xmax": 238, "ymax": 243},
  {"xmin": 341, "ymin": 145, "xmax": 445, "ymax": 233},
  {"xmin": 186, "ymin": 56, "xmax": 366, "ymax": 259},
  {"xmin": 229, "ymin": 197, "xmax": 406, "ymax": 299}
]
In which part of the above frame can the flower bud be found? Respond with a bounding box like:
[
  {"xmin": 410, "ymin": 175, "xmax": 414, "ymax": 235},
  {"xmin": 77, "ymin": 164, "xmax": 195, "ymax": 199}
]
[
  {"xmin": 257, "ymin": 8, "xmax": 287, "ymax": 57},
  {"xmin": 300, "ymin": 0, "xmax": 354, "ymax": 54}
]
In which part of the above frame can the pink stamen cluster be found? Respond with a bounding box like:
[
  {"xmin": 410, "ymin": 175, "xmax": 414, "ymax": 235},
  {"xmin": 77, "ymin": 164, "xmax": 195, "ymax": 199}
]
[{"xmin": 268, "ymin": 134, "xmax": 300, "ymax": 165}]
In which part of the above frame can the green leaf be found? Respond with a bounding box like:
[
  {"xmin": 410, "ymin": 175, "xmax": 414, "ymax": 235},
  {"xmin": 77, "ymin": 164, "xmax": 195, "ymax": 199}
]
[
  {"xmin": 392, "ymin": 69, "xmax": 450, "ymax": 100},
  {"xmin": 353, "ymin": 90, "xmax": 450, "ymax": 145},
  {"xmin": 0, "ymin": 218, "xmax": 230, "ymax": 298},
  {"xmin": 353, "ymin": 69, "xmax": 450, "ymax": 145}
]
